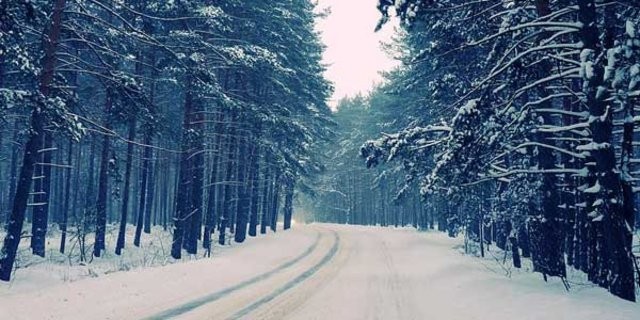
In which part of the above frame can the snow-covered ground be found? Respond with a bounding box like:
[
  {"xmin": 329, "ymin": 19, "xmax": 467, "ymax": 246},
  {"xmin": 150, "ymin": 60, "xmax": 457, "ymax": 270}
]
[
  {"xmin": 0, "ymin": 224, "xmax": 228, "ymax": 296},
  {"xmin": 286, "ymin": 225, "xmax": 640, "ymax": 320},
  {"xmin": 0, "ymin": 224, "xmax": 638, "ymax": 319}
]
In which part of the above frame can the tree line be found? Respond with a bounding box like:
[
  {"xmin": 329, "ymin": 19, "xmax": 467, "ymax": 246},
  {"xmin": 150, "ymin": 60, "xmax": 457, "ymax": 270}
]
[
  {"xmin": 302, "ymin": 94, "xmax": 427, "ymax": 229},
  {"xmin": 0, "ymin": 0, "xmax": 332, "ymax": 281},
  {"xmin": 314, "ymin": 0, "xmax": 640, "ymax": 302}
]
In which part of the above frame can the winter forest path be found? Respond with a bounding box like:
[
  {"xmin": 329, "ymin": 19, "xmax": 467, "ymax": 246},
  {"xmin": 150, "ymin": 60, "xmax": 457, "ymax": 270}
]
[{"xmin": 1, "ymin": 224, "xmax": 639, "ymax": 319}]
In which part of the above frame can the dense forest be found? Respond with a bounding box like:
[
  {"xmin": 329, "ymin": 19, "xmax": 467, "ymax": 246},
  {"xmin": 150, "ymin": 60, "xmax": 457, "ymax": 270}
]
[
  {"xmin": 2, "ymin": 0, "xmax": 640, "ymax": 308},
  {"xmin": 310, "ymin": 0, "xmax": 640, "ymax": 302},
  {"xmin": 0, "ymin": 0, "xmax": 331, "ymax": 281}
]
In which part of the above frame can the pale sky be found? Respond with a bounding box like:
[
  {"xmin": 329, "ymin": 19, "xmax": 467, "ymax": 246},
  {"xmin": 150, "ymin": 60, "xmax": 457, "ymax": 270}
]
[{"xmin": 315, "ymin": 0, "xmax": 399, "ymax": 107}]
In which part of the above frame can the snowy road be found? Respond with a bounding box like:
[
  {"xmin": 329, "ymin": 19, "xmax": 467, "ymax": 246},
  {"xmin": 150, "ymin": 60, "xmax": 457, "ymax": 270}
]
[{"xmin": 1, "ymin": 224, "xmax": 639, "ymax": 319}]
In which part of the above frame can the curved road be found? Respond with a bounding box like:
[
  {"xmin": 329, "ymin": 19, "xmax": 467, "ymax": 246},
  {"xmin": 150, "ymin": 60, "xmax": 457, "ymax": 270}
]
[
  {"xmin": 1, "ymin": 224, "xmax": 638, "ymax": 319},
  {"xmin": 146, "ymin": 224, "xmax": 426, "ymax": 320},
  {"xmin": 165, "ymin": 224, "xmax": 639, "ymax": 320}
]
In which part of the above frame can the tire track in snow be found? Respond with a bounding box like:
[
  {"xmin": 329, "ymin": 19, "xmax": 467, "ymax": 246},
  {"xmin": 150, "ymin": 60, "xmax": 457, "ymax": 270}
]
[
  {"xmin": 362, "ymin": 232, "xmax": 405, "ymax": 320},
  {"xmin": 228, "ymin": 230, "xmax": 340, "ymax": 320},
  {"xmin": 145, "ymin": 229, "xmax": 322, "ymax": 319},
  {"xmin": 379, "ymin": 237, "xmax": 408, "ymax": 320},
  {"xmin": 255, "ymin": 230, "xmax": 352, "ymax": 320}
]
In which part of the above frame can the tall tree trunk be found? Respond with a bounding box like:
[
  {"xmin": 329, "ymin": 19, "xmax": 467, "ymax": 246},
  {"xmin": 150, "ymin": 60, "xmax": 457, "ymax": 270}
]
[
  {"xmin": 283, "ymin": 178, "xmax": 295, "ymax": 230},
  {"xmin": 219, "ymin": 112, "xmax": 236, "ymax": 245},
  {"xmin": 71, "ymin": 140, "xmax": 81, "ymax": 230},
  {"xmin": 0, "ymin": 0, "xmax": 66, "ymax": 280},
  {"xmin": 185, "ymin": 100, "xmax": 204, "ymax": 255},
  {"xmin": 260, "ymin": 164, "xmax": 270, "ymax": 235},
  {"xmin": 59, "ymin": 139, "xmax": 73, "ymax": 253},
  {"xmin": 143, "ymin": 148, "xmax": 155, "ymax": 234},
  {"xmin": 578, "ymin": 0, "xmax": 635, "ymax": 301},
  {"xmin": 234, "ymin": 133, "xmax": 250, "ymax": 243},
  {"xmin": 94, "ymin": 89, "xmax": 113, "ymax": 258},
  {"xmin": 248, "ymin": 144, "xmax": 260, "ymax": 237},
  {"xmin": 116, "ymin": 119, "xmax": 137, "ymax": 255},
  {"xmin": 521, "ymin": 0, "xmax": 567, "ymax": 280},
  {"xmin": 171, "ymin": 84, "xmax": 195, "ymax": 259},
  {"xmin": 562, "ymin": 95, "xmax": 577, "ymax": 267},
  {"xmin": 0, "ymin": 128, "xmax": 4, "ymax": 225},
  {"xmin": 204, "ymin": 111, "xmax": 224, "ymax": 252},
  {"xmin": 134, "ymin": 129, "xmax": 152, "ymax": 247},
  {"xmin": 213, "ymin": 127, "xmax": 226, "ymax": 239},
  {"xmin": 0, "ymin": 59, "xmax": 3, "ymax": 225},
  {"xmin": 0, "ymin": 113, "xmax": 45, "ymax": 279},
  {"xmin": 610, "ymin": 0, "xmax": 636, "ymax": 293},
  {"xmin": 270, "ymin": 169, "xmax": 281, "ymax": 232},
  {"xmin": 30, "ymin": 131, "xmax": 54, "ymax": 257},
  {"xmin": 6, "ymin": 120, "xmax": 20, "ymax": 227}
]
